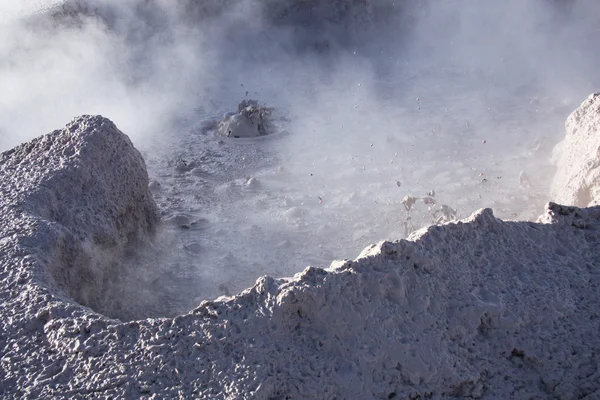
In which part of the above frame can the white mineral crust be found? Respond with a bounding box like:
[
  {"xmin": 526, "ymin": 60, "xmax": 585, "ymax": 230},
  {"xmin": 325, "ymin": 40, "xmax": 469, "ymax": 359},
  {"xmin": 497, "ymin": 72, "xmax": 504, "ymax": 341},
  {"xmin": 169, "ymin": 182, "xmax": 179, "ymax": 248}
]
[{"xmin": 551, "ymin": 93, "xmax": 600, "ymax": 207}]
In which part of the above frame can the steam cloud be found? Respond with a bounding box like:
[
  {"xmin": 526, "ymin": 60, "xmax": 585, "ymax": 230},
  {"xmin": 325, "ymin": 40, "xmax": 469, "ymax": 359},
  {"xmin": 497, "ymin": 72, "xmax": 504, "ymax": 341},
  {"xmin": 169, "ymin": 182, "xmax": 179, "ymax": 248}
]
[
  {"xmin": 1, "ymin": 1, "xmax": 598, "ymax": 148},
  {"xmin": 1, "ymin": 0, "xmax": 599, "ymax": 318}
]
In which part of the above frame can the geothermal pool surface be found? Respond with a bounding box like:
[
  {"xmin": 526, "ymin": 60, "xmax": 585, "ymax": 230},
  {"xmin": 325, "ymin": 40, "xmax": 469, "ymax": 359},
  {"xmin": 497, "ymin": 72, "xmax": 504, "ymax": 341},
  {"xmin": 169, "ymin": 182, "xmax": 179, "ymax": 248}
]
[{"xmin": 138, "ymin": 80, "xmax": 568, "ymax": 317}]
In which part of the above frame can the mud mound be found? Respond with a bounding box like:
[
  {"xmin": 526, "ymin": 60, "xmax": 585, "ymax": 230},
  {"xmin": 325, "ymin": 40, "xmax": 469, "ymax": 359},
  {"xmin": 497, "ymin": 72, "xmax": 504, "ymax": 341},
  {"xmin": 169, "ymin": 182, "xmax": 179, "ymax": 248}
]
[
  {"xmin": 216, "ymin": 99, "xmax": 275, "ymax": 138},
  {"xmin": 0, "ymin": 115, "xmax": 159, "ymax": 319}
]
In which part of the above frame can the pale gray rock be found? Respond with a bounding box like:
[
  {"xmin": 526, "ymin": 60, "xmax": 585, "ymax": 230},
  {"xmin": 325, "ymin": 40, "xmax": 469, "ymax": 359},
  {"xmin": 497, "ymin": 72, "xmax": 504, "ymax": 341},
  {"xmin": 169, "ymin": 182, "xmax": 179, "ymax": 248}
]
[
  {"xmin": 0, "ymin": 115, "xmax": 160, "ymax": 316},
  {"xmin": 1, "ymin": 115, "xmax": 600, "ymax": 399},
  {"xmin": 551, "ymin": 93, "xmax": 600, "ymax": 207}
]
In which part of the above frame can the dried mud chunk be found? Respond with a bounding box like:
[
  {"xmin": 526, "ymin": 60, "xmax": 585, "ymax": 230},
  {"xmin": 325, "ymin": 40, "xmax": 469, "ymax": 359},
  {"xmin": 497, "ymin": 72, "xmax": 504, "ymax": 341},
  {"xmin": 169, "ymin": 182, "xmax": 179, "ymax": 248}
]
[{"xmin": 217, "ymin": 99, "xmax": 274, "ymax": 138}]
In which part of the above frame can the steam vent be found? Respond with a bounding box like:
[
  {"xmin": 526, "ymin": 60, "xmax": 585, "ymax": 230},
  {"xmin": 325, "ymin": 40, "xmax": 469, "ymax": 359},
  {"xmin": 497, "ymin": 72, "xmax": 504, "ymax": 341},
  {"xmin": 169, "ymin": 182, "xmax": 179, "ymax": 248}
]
[{"xmin": 1, "ymin": 97, "xmax": 600, "ymax": 398}]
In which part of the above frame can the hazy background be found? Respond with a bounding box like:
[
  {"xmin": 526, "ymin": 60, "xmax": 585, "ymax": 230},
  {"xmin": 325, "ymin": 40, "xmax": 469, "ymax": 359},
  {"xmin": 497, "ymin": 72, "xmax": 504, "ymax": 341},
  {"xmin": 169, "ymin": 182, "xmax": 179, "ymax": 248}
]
[
  {"xmin": 0, "ymin": 0, "xmax": 598, "ymax": 149},
  {"xmin": 2, "ymin": 0, "xmax": 600, "ymax": 319}
]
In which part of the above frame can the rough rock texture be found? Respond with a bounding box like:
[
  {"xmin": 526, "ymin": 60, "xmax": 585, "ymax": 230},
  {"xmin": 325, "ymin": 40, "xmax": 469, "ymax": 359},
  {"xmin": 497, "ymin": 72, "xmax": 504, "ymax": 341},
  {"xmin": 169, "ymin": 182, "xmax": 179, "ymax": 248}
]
[
  {"xmin": 551, "ymin": 92, "xmax": 600, "ymax": 207},
  {"xmin": 0, "ymin": 115, "xmax": 159, "ymax": 321},
  {"xmin": 1, "ymin": 115, "xmax": 600, "ymax": 399}
]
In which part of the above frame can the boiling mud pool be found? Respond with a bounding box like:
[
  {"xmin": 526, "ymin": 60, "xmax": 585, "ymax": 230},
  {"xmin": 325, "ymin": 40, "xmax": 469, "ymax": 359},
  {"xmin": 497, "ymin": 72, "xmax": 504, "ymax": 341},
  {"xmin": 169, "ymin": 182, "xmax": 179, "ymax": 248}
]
[{"xmin": 134, "ymin": 68, "xmax": 573, "ymax": 317}]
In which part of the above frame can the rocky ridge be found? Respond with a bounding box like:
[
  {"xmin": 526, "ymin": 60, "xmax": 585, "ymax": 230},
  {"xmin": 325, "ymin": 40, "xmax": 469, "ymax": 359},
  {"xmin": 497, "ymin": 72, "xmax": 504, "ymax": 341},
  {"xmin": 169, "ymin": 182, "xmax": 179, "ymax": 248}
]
[{"xmin": 1, "ymin": 105, "xmax": 600, "ymax": 398}]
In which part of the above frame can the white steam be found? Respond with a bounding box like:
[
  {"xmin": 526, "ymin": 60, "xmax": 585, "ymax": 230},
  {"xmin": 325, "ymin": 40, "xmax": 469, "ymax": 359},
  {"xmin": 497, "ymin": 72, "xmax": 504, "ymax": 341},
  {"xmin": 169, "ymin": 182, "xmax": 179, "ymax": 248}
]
[{"xmin": 1, "ymin": 0, "xmax": 599, "ymax": 318}]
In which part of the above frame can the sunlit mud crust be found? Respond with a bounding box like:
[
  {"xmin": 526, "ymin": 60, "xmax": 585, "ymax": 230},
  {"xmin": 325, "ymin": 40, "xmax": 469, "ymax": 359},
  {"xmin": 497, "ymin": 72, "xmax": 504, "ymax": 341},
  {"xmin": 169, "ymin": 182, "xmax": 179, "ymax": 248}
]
[
  {"xmin": 1, "ymin": 114, "xmax": 600, "ymax": 399},
  {"xmin": 216, "ymin": 99, "xmax": 275, "ymax": 138},
  {"xmin": 207, "ymin": 99, "xmax": 291, "ymax": 140}
]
